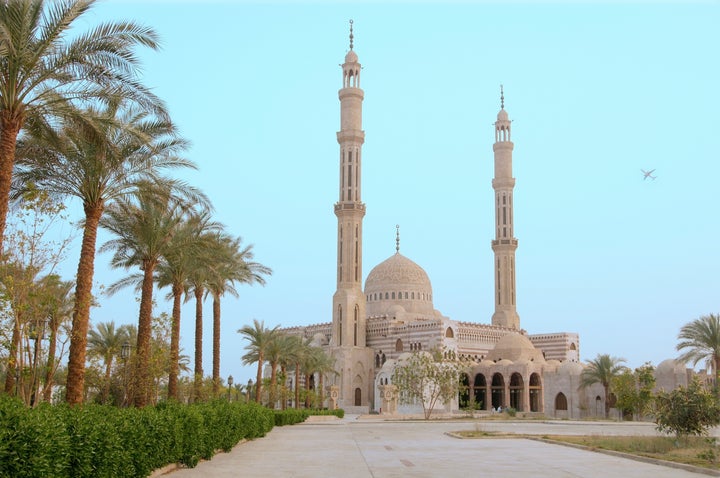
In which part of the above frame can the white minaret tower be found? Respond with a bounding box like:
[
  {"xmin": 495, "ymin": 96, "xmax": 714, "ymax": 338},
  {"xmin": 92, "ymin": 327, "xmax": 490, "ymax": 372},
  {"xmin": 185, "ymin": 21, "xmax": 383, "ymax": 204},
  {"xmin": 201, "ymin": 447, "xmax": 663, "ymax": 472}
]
[
  {"xmin": 491, "ymin": 86, "xmax": 520, "ymax": 329},
  {"xmin": 330, "ymin": 21, "xmax": 373, "ymax": 411}
]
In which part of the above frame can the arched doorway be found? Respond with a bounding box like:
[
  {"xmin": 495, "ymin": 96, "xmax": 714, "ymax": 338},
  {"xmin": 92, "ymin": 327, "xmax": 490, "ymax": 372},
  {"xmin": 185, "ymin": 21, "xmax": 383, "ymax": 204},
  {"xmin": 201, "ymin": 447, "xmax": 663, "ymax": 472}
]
[
  {"xmin": 529, "ymin": 373, "xmax": 541, "ymax": 412},
  {"xmin": 355, "ymin": 387, "xmax": 362, "ymax": 406},
  {"xmin": 555, "ymin": 392, "xmax": 568, "ymax": 411},
  {"xmin": 509, "ymin": 373, "xmax": 523, "ymax": 411},
  {"xmin": 458, "ymin": 373, "xmax": 470, "ymax": 409},
  {"xmin": 491, "ymin": 373, "xmax": 504, "ymax": 409},
  {"xmin": 473, "ymin": 374, "xmax": 487, "ymax": 410},
  {"xmin": 395, "ymin": 339, "xmax": 403, "ymax": 352}
]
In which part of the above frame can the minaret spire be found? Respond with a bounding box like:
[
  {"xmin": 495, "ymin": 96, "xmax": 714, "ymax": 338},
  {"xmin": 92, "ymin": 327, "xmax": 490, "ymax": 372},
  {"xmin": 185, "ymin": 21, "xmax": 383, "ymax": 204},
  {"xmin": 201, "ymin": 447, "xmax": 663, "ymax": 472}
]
[
  {"xmin": 349, "ymin": 19, "xmax": 354, "ymax": 50},
  {"xmin": 500, "ymin": 84, "xmax": 504, "ymax": 109},
  {"xmin": 395, "ymin": 225, "xmax": 400, "ymax": 254},
  {"xmin": 491, "ymin": 86, "xmax": 520, "ymax": 330}
]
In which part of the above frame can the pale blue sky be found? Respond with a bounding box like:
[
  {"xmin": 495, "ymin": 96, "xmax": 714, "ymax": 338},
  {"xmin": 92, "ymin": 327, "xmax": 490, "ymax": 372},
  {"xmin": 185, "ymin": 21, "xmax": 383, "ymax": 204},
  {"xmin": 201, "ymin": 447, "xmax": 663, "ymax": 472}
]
[{"xmin": 60, "ymin": 1, "xmax": 720, "ymax": 385}]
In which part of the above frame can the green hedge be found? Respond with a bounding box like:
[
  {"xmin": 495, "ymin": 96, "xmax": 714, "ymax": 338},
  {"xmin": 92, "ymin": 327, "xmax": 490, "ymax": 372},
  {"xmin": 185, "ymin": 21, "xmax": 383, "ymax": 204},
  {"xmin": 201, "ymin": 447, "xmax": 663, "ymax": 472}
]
[{"xmin": 0, "ymin": 397, "xmax": 274, "ymax": 478}]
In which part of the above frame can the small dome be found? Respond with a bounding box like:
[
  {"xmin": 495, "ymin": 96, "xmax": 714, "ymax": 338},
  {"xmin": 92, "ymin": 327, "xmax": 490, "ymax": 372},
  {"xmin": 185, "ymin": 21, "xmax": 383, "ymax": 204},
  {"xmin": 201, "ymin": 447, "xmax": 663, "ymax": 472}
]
[
  {"xmin": 345, "ymin": 50, "xmax": 358, "ymax": 63},
  {"xmin": 487, "ymin": 333, "xmax": 545, "ymax": 363},
  {"xmin": 496, "ymin": 359, "xmax": 513, "ymax": 366},
  {"xmin": 497, "ymin": 109, "xmax": 508, "ymax": 121},
  {"xmin": 478, "ymin": 359, "xmax": 495, "ymax": 368}
]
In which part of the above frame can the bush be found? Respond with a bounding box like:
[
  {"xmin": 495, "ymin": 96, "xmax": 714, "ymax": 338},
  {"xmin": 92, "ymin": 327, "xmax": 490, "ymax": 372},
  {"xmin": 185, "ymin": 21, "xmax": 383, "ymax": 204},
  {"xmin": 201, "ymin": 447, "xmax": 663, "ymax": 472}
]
[
  {"xmin": 655, "ymin": 378, "xmax": 720, "ymax": 438},
  {"xmin": 0, "ymin": 396, "xmax": 279, "ymax": 477}
]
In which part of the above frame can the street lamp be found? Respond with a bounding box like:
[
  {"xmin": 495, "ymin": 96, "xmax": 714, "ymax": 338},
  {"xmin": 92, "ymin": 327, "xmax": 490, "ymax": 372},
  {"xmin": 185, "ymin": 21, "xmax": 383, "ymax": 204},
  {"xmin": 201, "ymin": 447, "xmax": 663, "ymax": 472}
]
[
  {"xmin": 247, "ymin": 379, "xmax": 253, "ymax": 403},
  {"xmin": 227, "ymin": 375, "xmax": 234, "ymax": 401}
]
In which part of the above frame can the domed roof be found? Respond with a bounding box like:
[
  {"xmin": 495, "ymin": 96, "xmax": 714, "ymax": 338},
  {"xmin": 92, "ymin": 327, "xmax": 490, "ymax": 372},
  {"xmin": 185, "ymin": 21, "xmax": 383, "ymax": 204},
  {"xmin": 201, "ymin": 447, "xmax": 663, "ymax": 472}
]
[
  {"xmin": 558, "ymin": 361, "xmax": 584, "ymax": 375},
  {"xmin": 345, "ymin": 50, "xmax": 358, "ymax": 63},
  {"xmin": 657, "ymin": 359, "xmax": 686, "ymax": 375},
  {"xmin": 497, "ymin": 108, "xmax": 509, "ymax": 121},
  {"xmin": 487, "ymin": 333, "xmax": 545, "ymax": 363},
  {"xmin": 366, "ymin": 253, "xmax": 432, "ymax": 291}
]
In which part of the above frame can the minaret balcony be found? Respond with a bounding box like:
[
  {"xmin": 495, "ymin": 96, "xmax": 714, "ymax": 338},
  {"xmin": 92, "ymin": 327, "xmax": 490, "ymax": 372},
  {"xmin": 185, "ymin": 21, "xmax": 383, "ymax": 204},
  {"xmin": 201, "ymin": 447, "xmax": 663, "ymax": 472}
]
[
  {"xmin": 334, "ymin": 202, "xmax": 366, "ymax": 214},
  {"xmin": 492, "ymin": 238, "xmax": 518, "ymax": 247}
]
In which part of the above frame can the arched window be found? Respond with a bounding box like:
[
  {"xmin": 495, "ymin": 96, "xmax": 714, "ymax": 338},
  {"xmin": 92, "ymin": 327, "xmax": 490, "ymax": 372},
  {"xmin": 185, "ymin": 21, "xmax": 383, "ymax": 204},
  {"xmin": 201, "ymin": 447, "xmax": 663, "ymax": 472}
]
[
  {"xmin": 337, "ymin": 305, "xmax": 343, "ymax": 346},
  {"xmin": 529, "ymin": 373, "xmax": 542, "ymax": 412},
  {"xmin": 473, "ymin": 374, "xmax": 487, "ymax": 410},
  {"xmin": 354, "ymin": 387, "xmax": 361, "ymax": 406},
  {"xmin": 555, "ymin": 392, "xmax": 568, "ymax": 411},
  {"xmin": 395, "ymin": 339, "xmax": 403, "ymax": 352},
  {"xmin": 509, "ymin": 373, "xmax": 523, "ymax": 411},
  {"xmin": 391, "ymin": 292, "xmax": 395, "ymax": 299},
  {"xmin": 385, "ymin": 292, "xmax": 389, "ymax": 299},
  {"xmin": 570, "ymin": 343, "xmax": 577, "ymax": 351},
  {"xmin": 445, "ymin": 327, "xmax": 454, "ymax": 338},
  {"xmin": 491, "ymin": 373, "xmax": 505, "ymax": 409}
]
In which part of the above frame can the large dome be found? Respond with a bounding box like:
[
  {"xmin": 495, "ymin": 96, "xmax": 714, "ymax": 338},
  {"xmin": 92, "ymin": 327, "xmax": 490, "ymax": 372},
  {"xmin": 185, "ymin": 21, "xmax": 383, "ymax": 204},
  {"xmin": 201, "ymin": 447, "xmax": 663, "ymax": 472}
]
[{"xmin": 365, "ymin": 253, "xmax": 434, "ymax": 317}]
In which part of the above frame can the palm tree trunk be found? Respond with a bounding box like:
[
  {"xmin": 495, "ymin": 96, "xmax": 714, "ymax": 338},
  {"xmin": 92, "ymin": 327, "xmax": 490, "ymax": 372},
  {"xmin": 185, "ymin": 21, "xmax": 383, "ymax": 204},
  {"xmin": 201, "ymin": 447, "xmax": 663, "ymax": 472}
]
[
  {"xmin": 269, "ymin": 359, "xmax": 277, "ymax": 409},
  {"xmin": 134, "ymin": 259, "xmax": 157, "ymax": 407},
  {"xmin": 102, "ymin": 357, "xmax": 113, "ymax": 403},
  {"xmin": 43, "ymin": 319, "xmax": 59, "ymax": 402},
  {"xmin": 255, "ymin": 351, "xmax": 263, "ymax": 403},
  {"xmin": 3, "ymin": 313, "xmax": 20, "ymax": 394},
  {"xmin": 168, "ymin": 283, "xmax": 182, "ymax": 400},
  {"xmin": 66, "ymin": 203, "xmax": 103, "ymax": 405},
  {"xmin": 212, "ymin": 293, "xmax": 221, "ymax": 396},
  {"xmin": 0, "ymin": 114, "xmax": 22, "ymax": 251},
  {"xmin": 193, "ymin": 287, "xmax": 204, "ymax": 402},
  {"xmin": 295, "ymin": 363, "xmax": 300, "ymax": 409}
]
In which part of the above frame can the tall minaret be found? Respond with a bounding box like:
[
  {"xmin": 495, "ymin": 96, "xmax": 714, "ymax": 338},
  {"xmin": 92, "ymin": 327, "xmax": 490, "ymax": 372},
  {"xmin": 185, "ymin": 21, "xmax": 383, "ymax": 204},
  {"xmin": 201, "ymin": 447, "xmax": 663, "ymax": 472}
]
[
  {"xmin": 332, "ymin": 20, "xmax": 366, "ymax": 349},
  {"xmin": 491, "ymin": 86, "xmax": 520, "ymax": 329},
  {"xmin": 330, "ymin": 21, "xmax": 373, "ymax": 411}
]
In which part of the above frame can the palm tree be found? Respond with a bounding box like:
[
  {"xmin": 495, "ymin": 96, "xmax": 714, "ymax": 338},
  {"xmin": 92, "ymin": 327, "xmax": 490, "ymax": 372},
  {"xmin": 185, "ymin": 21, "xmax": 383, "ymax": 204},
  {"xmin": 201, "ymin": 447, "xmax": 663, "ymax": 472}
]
[
  {"xmin": 677, "ymin": 313, "xmax": 720, "ymax": 391},
  {"xmin": 206, "ymin": 233, "xmax": 271, "ymax": 395},
  {"xmin": 0, "ymin": 0, "xmax": 165, "ymax": 251},
  {"xmin": 35, "ymin": 274, "xmax": 73, "ymax": 403},
  {"xmin": 87, "ymin": 321, "xmax": 131, "ymax": 404},
  {"xmin": 156, "ymin": 210, "xmax": 219, "ymax": 400},
  {"xmin": 239, "ymin": 319, "xmax": 280, "ymax": 403},
  {"xmin": 100, "ymin": 183, "xmax": 194, "ymax": 407},
  {"xmin": 579, "ymin": 354, "xmax": 627, "ymax": 418},
  {"xmin": 14, "ymin": 102, "xmax": 193, "ymax": 405}
]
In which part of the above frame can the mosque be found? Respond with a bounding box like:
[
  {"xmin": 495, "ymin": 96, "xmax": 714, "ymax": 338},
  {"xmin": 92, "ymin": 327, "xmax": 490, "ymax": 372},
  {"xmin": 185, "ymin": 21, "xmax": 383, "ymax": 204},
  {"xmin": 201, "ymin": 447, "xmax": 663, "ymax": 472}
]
[{"xmin": 281, "ymin": 23, "xmax": 692, "ymax": 417}]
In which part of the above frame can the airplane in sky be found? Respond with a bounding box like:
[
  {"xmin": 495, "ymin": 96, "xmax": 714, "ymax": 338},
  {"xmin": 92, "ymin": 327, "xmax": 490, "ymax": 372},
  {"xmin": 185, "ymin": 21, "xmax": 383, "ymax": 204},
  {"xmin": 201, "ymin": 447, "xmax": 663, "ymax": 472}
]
[{"xmin": 641, "ymin": 169, "xmax": 656, "ymax": 180}]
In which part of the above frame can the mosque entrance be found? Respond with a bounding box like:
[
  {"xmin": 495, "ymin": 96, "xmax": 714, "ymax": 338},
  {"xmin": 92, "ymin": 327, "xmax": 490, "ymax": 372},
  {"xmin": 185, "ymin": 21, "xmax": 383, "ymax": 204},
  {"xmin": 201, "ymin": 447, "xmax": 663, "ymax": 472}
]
[
  {"xmin": 473, "ymin": 374, "xmax": 487, "ymax": 410},
  {"xmin": 491, "ymin": 373, "xmax": 504, "ymax": 409},
  {"xmin": 529, "ymin": 373, "xmax": 542, "ymax": 412},
  {"xmin": 509, "ymin": 373, "xmax": 523, "ymax": 410},
  {"xmin": 355, "ymin": 387, "xmax": 362, "ymax": 406}
]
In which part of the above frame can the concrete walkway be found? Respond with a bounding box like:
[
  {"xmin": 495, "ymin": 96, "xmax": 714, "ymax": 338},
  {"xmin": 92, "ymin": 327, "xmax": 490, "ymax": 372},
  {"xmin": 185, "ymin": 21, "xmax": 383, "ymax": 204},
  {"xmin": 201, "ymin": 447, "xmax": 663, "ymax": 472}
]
[{"xmin": 167, "ymin": 416, "xmax": 718, "ymax": 477}]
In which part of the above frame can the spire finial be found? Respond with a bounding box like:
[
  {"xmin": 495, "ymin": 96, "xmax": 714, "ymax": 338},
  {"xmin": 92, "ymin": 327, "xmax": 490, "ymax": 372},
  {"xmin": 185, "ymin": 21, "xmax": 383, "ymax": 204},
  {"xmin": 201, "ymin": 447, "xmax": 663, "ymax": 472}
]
[
  {"xmin": 500, "ymin": 84, "xmax": 505, "ymax": 109},
  {"xmin": 349, "ymin": 19, "xmax": 354, "ymax": 50},
  {"xmin": 395, "ymin": 224, "xmax": 400, "ymax": 254}
]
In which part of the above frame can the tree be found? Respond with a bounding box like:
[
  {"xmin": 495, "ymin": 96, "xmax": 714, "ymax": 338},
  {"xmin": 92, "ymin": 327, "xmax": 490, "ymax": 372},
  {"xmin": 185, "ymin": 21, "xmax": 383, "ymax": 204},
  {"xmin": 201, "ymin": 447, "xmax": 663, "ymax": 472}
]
[
  {"xmin": 155, "ymin": 210, "xmax": 218, "ymax": 400},
  {"xmin": 677, "ymin": 314, "xmax": 720, "ymax": 393},
  {"xmin": 579, "ymin": 354, "xmax": 628, "ymax": 418},
  {"xmin": 87, "ymin": 321, "xmax": 131, "ymax": 404},
  {"xmin": 611, "ymin": 363, "xmax": 656, "ymax": 421},
  {"xmin": 0, "ymin": 186, "xmax": 71, "ymax": 401},
  {"xmin": 101, "ymin": 183, "xmax": 194, "ymax": 407},
  {"xmin": 0, "ymin": 0, "xmax": 165, "ymax": 252},
  {"xmin": 206, "ymin": 233, "xmax": 271, "ymax": 395},
  {"xmin": 655, "ymin": 377, "xmax": 720, "ymax": 439},
  {"xmin": 239, "ymin": 319, "xmax": 280, "ymax": 403},
  {"xmin": 391, "ymin": 349, "xmax": 467, "ymax": 419}
]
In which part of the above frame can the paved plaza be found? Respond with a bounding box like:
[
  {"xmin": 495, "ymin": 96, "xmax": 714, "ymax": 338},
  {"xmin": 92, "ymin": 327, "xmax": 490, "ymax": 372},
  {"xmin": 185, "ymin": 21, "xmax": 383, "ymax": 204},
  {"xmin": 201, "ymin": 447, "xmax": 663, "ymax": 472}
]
[{"xmin": 167, "ymin": 416, "xmax": 719, "ymax": 477}]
